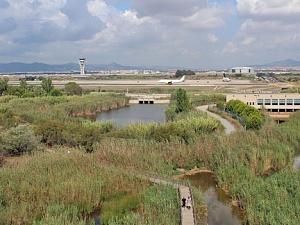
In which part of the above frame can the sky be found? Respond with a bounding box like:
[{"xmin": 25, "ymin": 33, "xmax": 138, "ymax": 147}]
[{"xmin": 0, "ymin": 0, "xmax": 300, "ymax": 70}]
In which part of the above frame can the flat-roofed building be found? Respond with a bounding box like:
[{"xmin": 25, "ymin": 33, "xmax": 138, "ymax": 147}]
[
  {"xmin": 228, "ymin": 67, "xmax": 255, "ymax": 74},
  {"xmin": 226, "ymin": 93, "xmax": 300, "ymax": 121}
]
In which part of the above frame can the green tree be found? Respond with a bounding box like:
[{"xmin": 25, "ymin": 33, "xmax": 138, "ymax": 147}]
[
  {"xmin": 49, "ymin": 89, "xmax": 63, "ymax": 96},
  {"xmin": 246, "ymin": 113, "xmax": 263, "ymax": 130},
  {"xmin": 0, "ymin": 125, "xmax": 40, "ymax": 156},
  {"xmin": 41, "ymin": 77, "xmax": 54, "ymax": 95},
  {"xmin": 175, "ymin": 88, "xmax": 192, "ymax": 113},
  {"xmin": 0, "ymin": 77, "xmax": 9, "ymax": 95},
  {"xmin": 65, "ymin": 82, "xmax": 83, "ymax": 96},
  {"xmin": 35, "ymin": 120, "xmax": 66, "ymax": 147},
  {"xmin": 175, "ymin": 70, "xmax": 182, "ymax": 78},
  {"xmin": 20, "ymin": 79, "xmax": 28, "ymax": 90}
]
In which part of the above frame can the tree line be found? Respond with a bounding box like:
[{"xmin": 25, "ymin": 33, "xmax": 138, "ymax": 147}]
[{"xmin": 0, "ymin": 77, "xmax": 83, "ymax": 97}]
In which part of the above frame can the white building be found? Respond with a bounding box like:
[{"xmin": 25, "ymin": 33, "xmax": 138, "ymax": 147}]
[
  {"xmin": 228, "ymin": 67, "xmax": 255, "ymax": 74},
  {"xmin": 226, "ymin": 93, "xmax": 300, "ymax": 121}
]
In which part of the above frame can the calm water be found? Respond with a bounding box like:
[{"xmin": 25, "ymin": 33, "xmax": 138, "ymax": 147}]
[
  {"xmin": 95, "ymin": 104, "xmax": 168, "ymax": 125},
  {"xmin": 189, "ymin": 173, "xmax": 245, "ymax": 225}
]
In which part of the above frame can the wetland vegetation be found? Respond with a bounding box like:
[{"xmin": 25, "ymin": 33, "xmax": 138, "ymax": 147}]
[{"xmin": 0, "ymin": 83, "xmax": 299, "ymax": 224}]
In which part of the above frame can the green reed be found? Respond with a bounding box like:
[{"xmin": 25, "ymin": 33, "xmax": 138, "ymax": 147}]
[{"xmin": 1, "ymin": 93, "xmax": 300, "ymax": 224}]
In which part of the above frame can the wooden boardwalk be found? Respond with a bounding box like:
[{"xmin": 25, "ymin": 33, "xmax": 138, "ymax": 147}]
[
  {"xmin": 149, "ymin": 178, "xmax": 195, "ymax": 225},
  {"xmin": 179, "ymin": 185, "xmax": 195, "ymax": 225}
]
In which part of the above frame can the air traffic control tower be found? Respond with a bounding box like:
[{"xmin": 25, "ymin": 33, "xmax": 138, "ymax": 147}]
[{"xmin": 79, "ymin": 58, "xmax": 86, "ymax": 75}]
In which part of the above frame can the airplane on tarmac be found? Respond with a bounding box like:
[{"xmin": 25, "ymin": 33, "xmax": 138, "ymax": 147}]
[
  {"xmin": 158, "ymin": 75, "xmax": 185, "ymax": 85},
  {"xmin": 222, "ymin": 73, "xmax": 231, "ymax": 82}
]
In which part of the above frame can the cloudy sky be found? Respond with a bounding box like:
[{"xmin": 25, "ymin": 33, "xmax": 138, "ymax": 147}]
[{"xmin": 0, "ymin": 0, "xmax": 300, "ymax": 69}]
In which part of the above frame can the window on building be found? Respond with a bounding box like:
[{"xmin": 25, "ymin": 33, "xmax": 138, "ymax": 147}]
[
  {"xmin": 272, "ymin": 99, "xmax": 278, "ymax": 105},
  {"xmin": 287, "ymin": 99, "xmax": 293, "ymax": 105},
  {"xmin": 265, "ymin": 99, "xmax": 271, "ymax": 105},
  {"xmin": 294, "ymin": 99, "xmax": 300, "ymax": 105},
  {"xmin": 279, "ymin": 99, "xmax": 285, "ymax": 105},
  {"xmin": 257, "ymin": 99, "xmax": 263, "ymax": 105}
]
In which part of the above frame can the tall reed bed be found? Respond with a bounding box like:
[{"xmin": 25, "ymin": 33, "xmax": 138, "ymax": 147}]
[
  {"xmin": 111, "ymin": 111, "xmax": 221, "ymax": 143},
  {"xmin": 2, "ymin": 93, "xmax": 129, "ymax": 125},
  {"xmin": 102, "ymin": 184, "xmax": 180, "ymax": 225},
  {"xmin": 1, "ymin": 94, "xmax": 300, "ymax": 224},
  {"xmin": 93, "ymin": 111, "xmax": 300, "ymax": 224},
  {"xmin": 0, "ymin": 148, "xmax": 149, "ymax": 224}
]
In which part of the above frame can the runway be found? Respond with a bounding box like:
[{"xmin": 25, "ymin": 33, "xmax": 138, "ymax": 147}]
[{"xmin": 8, "ymin": 78, "xmax": 270, "ymax": 88}]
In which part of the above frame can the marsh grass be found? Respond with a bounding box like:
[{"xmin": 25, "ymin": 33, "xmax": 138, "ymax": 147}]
[
  {"xmin": 0, "ymin": 148, "xmax": 149, "ymax": 224},
  {"xmin": 1, "ymin": 93, "xmax": 300, "ymax": 224}
]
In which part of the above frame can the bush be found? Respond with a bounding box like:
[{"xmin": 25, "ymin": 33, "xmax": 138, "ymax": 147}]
[
  {"xmin": 225, "ymin": 99, "xmax": 263, "ymax": 130},
  {"xmin": 0, "ymin": 125, "xmax": 40, "ymax": 156},
  {"xmin": 34, "ymin": 120, "xmax": 66, "ymax": 147}
]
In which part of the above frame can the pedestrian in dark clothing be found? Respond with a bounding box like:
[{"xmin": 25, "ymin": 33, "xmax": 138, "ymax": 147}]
[{"xmin": 182, "ymin": 197, "xmax": 186, "ymax": 208}]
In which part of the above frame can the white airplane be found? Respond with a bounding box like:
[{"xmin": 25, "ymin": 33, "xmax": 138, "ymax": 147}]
[
  {"xmin": 222, "ymin": 73, "xmax": 231, "ymax": 82},
  {"xmin": 158, "ymin": 75, "xmax": 185, "ymax": 85},
  {"xmin": 223, "ymin": 77, "xmax": 231, "ymax": 82}
]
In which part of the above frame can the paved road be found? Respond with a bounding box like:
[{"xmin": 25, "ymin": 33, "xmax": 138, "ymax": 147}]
[{"xmin": 196, "ymin": 105, "xmax": 236, "ymax": 135}]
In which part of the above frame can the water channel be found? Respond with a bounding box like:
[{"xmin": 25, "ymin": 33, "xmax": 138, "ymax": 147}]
[
  {"xmin": 188, "ymin": 173, "xmax": 244, "ymax": 225},
  {"xmin": 92, "ymin": 104, "xmax": 245, "ymax": 224},
  {"xmin": 95, "ymin": 104, "xmax": 167, "ymax": 125}
]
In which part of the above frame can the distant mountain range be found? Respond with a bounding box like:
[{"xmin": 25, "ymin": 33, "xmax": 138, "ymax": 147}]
[
  {"xmin": 0, "ymin": 62, "xmax": 175, "ymax": 73},
  {"xmin": 1, "ymin": 59, "xmax": 300, "ymax": 73},
  {"xmin": 249, "ymin": 59, "xmax": 300, "ymax": 68},
  {"xmin": 0, "ymin": 62, "xmax": 141, "ymax": 73}
]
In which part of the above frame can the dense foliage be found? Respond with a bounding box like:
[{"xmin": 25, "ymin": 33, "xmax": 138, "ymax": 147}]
[
  {"xmin": 175, "ymin": 70, "xmax": 195, "ymax": 77},
  {"xmin": 65, "ymin": 82, "xmax": 83, "ymax": 96},
  {"xmin": 225, "ymin": 99, "xmax": 263, "ymax": 129},
  {"xmin": 0, "ymin": 125, "xmax": 40, "ymax": 155}
]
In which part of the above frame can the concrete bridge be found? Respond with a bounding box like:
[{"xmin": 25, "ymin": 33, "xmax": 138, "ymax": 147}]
[{"xmin": 126, "ymin": 93, "xmax": 170, "ymax": 104}]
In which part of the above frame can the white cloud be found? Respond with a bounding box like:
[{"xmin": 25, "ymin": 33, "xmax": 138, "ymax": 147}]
[
  {"xmin": 237, "ymin": 0, "xmax": 300, "ymax": 19},
  {"xmin": 2, "ymin": 0, "xmax": 299, "ymax": 69},
  {"xmin": 208, "ymin": 34, "xmax": 218, "ymax": 43},
  {"xmin": 221, "ymin": 42, "xmax": 238, "ymax": 54},
  {"xmin": 241, "ymin": 36, "xmax": 255, "ymax": 46}
]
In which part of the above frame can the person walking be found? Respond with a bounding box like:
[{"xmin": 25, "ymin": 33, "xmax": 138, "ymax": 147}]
[
  {"xmin": 182, "ymin": 196, "xmax": 186, "ymax": 209},
  {"xmin": 186, "ymin": 196, "xmax": 192, "ymax": 210}
]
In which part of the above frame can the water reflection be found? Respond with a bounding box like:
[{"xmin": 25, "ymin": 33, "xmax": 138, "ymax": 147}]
[
  {"xmin": 188, "ymin": 172, "xmax": 244, "ymax": 225},
  {"xmin": 95, "ymin": 104, "xmax": 168, "ymax": 126}
]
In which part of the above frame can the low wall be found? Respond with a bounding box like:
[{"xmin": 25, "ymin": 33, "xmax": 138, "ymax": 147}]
[{"xmin": 129, "ymin": 99, "xmax": 170, "ymax": 104}]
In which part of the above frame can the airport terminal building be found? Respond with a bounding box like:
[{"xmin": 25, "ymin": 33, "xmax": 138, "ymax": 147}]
[
  {"xmin": 226, "ymin": 93, "xmax": 300, "ymax": 121},
  {"xmin": 228, "ymin": 67, "xmax": 255, "ymax": 74}
]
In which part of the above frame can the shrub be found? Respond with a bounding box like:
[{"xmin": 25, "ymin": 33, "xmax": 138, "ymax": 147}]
[
  {"xmin": 34, "ymin": 120, "xmax": 66, "ymax": 147},
  {"xmin": 0, "ymin": 125, "xmax": 40, "ymax": 156}
]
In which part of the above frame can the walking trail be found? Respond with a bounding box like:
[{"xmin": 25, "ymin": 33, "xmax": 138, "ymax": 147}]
[{"xmin": 196, "ymin": 105, "xmax": 236, "ymax": 135}]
